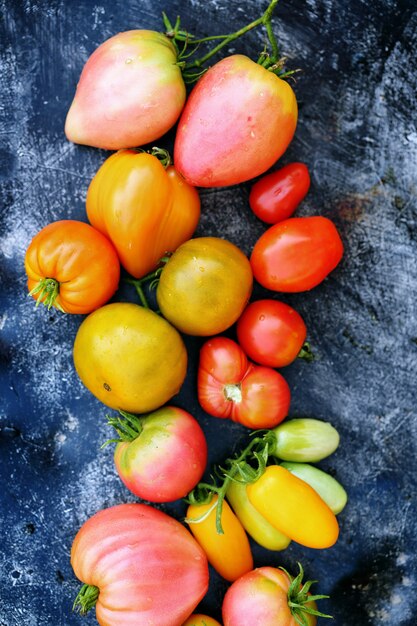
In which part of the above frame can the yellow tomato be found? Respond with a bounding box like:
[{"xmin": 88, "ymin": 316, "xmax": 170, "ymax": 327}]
[
  {"xmin": 182, "ymin": 615, "xmax": 222, "ymax": 626},
  {"xmin": 157, "ymin": 237, "xmax": 253, "ymax": 336},
  {"xmin": 186, "ymin": 496, "xmax": 253, "ymax": 582},
  {"xmin": 73, "ymin": 303, "xmax": 187, "ymax": 413}
]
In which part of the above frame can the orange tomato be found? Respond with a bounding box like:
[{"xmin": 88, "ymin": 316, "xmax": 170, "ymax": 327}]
[
  {"xmin": 24, "ymin": 220, "xmax": 120, "ymax": 314},
  {"xmin": 182, "ymin": 615, "xmax": 222, "ymax": 626},
  {"xmin": 86, "ymin": 149, "xmax": 200, "ymax": 278},
  {"xmin": 186, "ymin": 496, "xmax": 253, "ymax": 582}
]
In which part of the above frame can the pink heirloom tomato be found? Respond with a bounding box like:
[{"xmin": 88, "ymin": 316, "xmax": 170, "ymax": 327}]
[
  {"xmin": 174, "ymin": 55, "xmax": 297, "ymax": 187},
  {"xmin": 222, "ymin": 565, "xmax": 328, "ymax": 626},
  {"xmin": 71, "ymin": 503, "xmax": 209, "ymax": 626},
  {"xmin": 108, "ymin": 407, "xmax": 207, "ymax": 502},
  {"xmin": 198, "ymin": 337, "xmax": 290, "ymax": 429},
  {"xmin": 65, "ymin": 31, "xmax": 186, "ymax": 150},
  {"xmin": 251, "ymin": 216, "xmax": 344, "ymax": 292}
]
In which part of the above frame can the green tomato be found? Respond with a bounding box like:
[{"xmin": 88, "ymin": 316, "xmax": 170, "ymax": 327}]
[{"xmin": 270, "ymin": 418, "xmax": 340, "ymax": 462}]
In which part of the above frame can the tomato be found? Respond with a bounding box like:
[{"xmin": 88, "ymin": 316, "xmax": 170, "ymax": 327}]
[
  {"xmin": 236, "ymin": 299, "xmax": 307, "ymax": 368},
  {"xmin": 157, "ymin": 237, "xmax": 253, "ymax": 336},
  {"xmin": 198, "ymin": 337, "xmax": 290, "ymax": 429},
  {"xmin": 73, "ymin": 303, "xmax": 187, "ymax": 413},
  {"xmin": 270, "ymin": 418, "xmax": 340, "ymax": 462},
  {"xmin": 86, "ymin": 149, "xmax": 200, "ymax": 279},
  {"xmin": 247, "ymin": 466, "xmax": 339, "ymax": 549},
  {"xmin": 186, "ymin": 496, "xmax": 253, "ymax": 582},
  {"xmin": 174, "ymin": 55, "xmax": 297, "ymax": 187},
  {"xmin": 250, "ymin": 216, "xmax": 344, "ymax": 292},
  {"xmin": 24, "ymin": 220, "xmax": 120, "ymax": 314},
  {"xmin": 280, "ymin": 462, "xmax": 347, "ymax": 515},
  {"xmin": 65, "ymin": 31, "xmax": 186, "ymax": 150},
  {"xmin": 222, "ymin": 566, "xmax": 321, "ymax": 626},
  {"xmin": 71, "ymin": 503, "xmax": 209, "ymax": 626},
  {"xmin": 249, "ymin": 163, "xmax": 310, "ymax": 224},
  {"xmin": 109, "ymin": 407, "xmax": 207, "ymax": 502},
  {"xmin": 182, "ymin": 615, "xmax": 222, "ymax": 626},
  {"xmin": 226, "ymin": 480, "xmax": 290, "ymax": 551}
]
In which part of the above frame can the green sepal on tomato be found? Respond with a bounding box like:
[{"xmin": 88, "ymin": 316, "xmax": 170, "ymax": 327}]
[
  {"xmin": 198, "ymin": 337, "xmax": 291, "ymax": 429},
  {"xmin": 236, "ymin": 299, "xmax": 309, "ymax": 368},
  {"xmin": 86, "ymin": 148, "xmax": 200, "ymax": 279},
  {"xmin": 249, "ymin": 162, "xmax": 311, "ymax": 224},
  {"xmin": 251, "ymin": 216, "xmax": 344, "ymax": 292},
  {"xmin": 106, "ymin": 407, "xmax": 207, "ymax": 503},
  {"xmin": 71, "ymin": 503, "xmax": 209, "ymax": 626}
]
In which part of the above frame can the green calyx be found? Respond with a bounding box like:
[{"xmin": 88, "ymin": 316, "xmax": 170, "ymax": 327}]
[
  {"xmin": 282, "ymin": 562, "xmax": 333, "ymax": 625},
  {"xmin": 28, "ymin": 277, "xmax": 65, "ymax": 312},
  {"xmin": 298, "ymin": 341, "xmax": 315, "ymax": 362},
  {"xmin": 103, "ymin": 410, "xmax": 144, "ymax": 447},
  {"xmin": 163, "ymin": 0, "xmax": 294, "ymax": 83},
  {"xmin": 73, "ymin": 583, "xmax": 100, "ymax": 615}
]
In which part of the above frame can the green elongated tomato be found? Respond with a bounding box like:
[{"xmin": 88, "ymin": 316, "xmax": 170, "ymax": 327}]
[
  {"xmin": 226, "ymin": 480, "xmax": 290, "ymax": 551},
  {"xmin": 73, "ymin": 303, "xmax": 187, "ymax": 413},
  {"xmin": 174, "ymin": 54, "xmax": 298, "ymax": 187},
  {"xmin": 71, "ymin": 503, "xmax": 209, "ymax": 625},
  {"xmin": 270, "ymin": 418, "xmax": 340, "ymax": 462},
  {"xmin": 65, "ymin": 30, "xmax": 186, "ymax": 150},
  {"xmin": 281, "ymin": 462, "xmax": 348, "ymax": 515}
]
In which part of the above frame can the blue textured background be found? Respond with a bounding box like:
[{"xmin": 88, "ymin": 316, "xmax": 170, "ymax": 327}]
[{"xmin": 1, "ymin": 0, "xmax": 416, "ymax": 624}]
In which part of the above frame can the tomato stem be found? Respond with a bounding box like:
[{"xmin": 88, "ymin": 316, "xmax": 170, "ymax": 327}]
[
  {"xmin": 28, "ymin": 277, "xmax": 65, "ymax": 312},
  {"xmin": 73, "ymin": 583, "xmax": 99, "ymax": 615},
  {"xmin": 102, "ymin": 410, "xmax": 144, "ymax": 447},
  {"xmin": 297, "ymin": 341, "xmax": 315, "ymax": 363},
  {"xmin": 149, "ymin": 146, "xmax": 172, "ymax": 168},
  {"xmin": 281, "ymin": 562, "xmax": 333, "ymax": 625}
]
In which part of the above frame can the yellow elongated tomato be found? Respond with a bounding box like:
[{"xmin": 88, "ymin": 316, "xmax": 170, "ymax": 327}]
[
  {"xmin": 247, "ymin": 466, "xmax": 339, "ymax": 549},
  {"xmin": 73, "ymin": 303, "xmax": 187, "ymax": 413},
  {"xmin": 182, "ymin": 615, "xmax": 222, "ymax": 626},
  {"xmin": 157, "ymin": 237, "xmax": 253, "ymax": 336},
  {"xmin": 226, "ymin": 480, "xmax": 290, "ymax": 551},
  {"xmin": 186, "ymin": 496, "xmax": 253, "ymax": 582},
  {"xmin": 86, "ymin": 150, "xmax": 200, "ymax": 279}
]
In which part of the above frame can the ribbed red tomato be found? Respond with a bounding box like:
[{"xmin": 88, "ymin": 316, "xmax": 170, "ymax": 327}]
[{"xmin": 71, "ymin": 504, "xmax": 209, "ymax": 626}]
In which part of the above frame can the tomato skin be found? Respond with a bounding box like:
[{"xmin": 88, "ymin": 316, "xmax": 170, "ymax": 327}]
[
  {"xmin": 157, "ymin": 237, "xmax": 253, "ymax": 336},
  {"xmin": 24, "ymin": 220, "xmax": 120, "ymax": 314},
  {"xmin": 280, "ymin": 462, "xmax": 348, "ymax": 515},
  {"xmin": 65, "ymin": 30, "xmax": 186, "ymax": 150},
  {"xmin": 71, "ymin": 503, "xmax": 209, "ymax": 626},
  {"xmin": 182, "ymin": 615, "xmax": 222, "ymax": 626},
  {"xmin": 86, "ymin": 150, "xmax": 200, "ymax": 279},
  {"xmin": 186, "ymin": 496, "xmax": 253, "ymax": 582},
  {"xmin": 73, "ymin": 303, "xmax": 187, "ymax": 413},
  {"xmin": 198, "ymin": 337, "xmax": 290, "ymax": 429},
  {"xmin": 249, "ymin": 163, "xmax": 310, "ymax": 224},
  {"xmin": 114, "ymin": 407, "xmax": 207, "ymax": 502},
  {"xmin": 236, "ymin": 299, "xmax": 307, "ymax": 368},
  {"xmin": 250, "ymin": 216, "xmax": 344, "ymax": 292},
  {"xmin": 174, "ymin": 55, "xmax": 297, "ymax": 187},
  {"xmin": 226, "ymin": 480, "xmax": 290, "ymax": 551},
  {"xmin": 271, "ymin": 418, "xmax": 340, "ymax": 462},
  {"xmin": 222, "ymin": 567, "xmax": 317, "ymax": 626},
  {"xmin": 247, "ymin": 466, "xmax": 339, "ymax": 549}
]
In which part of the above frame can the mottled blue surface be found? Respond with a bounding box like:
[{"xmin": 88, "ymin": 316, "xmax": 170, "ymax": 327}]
[{"xmin": 1, "ymin": 0, "xmax": 417, "ymax": 624}]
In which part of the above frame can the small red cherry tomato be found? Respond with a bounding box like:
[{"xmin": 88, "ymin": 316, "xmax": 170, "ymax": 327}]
[
  {"xmin": 198, "ymin": 337, "xmax": 290, "ymax": 429},
  {"xmin": 249, "ymin": 163, "xmax": 310, "ymax": 224},
  {"xmin": 250, "ymin": 216, "xmax": 344, "ymax": 292},
  {"xmin": 236, "ymin": 299, "xmax": 307, "ymax": 368}
]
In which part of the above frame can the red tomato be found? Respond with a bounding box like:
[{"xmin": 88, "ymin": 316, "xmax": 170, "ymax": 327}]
[
  {"xmin": 174, "ymin": 55, "xmax": 297, "ymax": 187},
  {"xmin": 250, "ymin": 216, "xmax": 344, "ymax": 292},
  {"xmin": 236, "ymin": 299, "xmax": 307, "ymax": 368},
  {"xmin": 25, "ymin": 220, "xmax": 120, "ymax": 314},
  {"xmin": 198, "ymin": 337, "xmax": 290, "ymax": 429},
  {"xmin": 222, "ymin": 566, "xmax": 320, "ymax": 626},
  {"xmin": 111, "ymin": 407, "xmax": 207, "ymax": 502},
  {"xmin": 71, "ymin": 504, "xmax": 209, "ymax": 626},
  {"xmin": 249, "ymin": 163, "xmax": 310, "ymax": 224}
]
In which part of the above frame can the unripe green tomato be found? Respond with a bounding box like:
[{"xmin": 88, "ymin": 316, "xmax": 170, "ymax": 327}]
[
  {"xmin": 280, "ymin": 462, "xmax": 347, "ymax": 514},
  {"xmin": 270, "ymin": 418, "xmax": 340, "ymax": 462}
]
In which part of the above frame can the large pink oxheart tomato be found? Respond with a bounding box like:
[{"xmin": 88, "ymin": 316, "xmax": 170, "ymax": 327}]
[
  {"xmin": 111, "ymin": 407, "xmax": 208, "ymax": 502},
  {"xmin": 174, "ymin": 55, "xmax": 298, "ymax": 187},
  {"xmin": 65, "ymin": 31, "xmax": 186, "ymax": 150},
  {"xmin": 222, "ymin": 566, "xmax": 319, "ymax": 626},
  {"xmin": 71, "ymin": 503, "xmax": 209, "ymax": 626}
]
